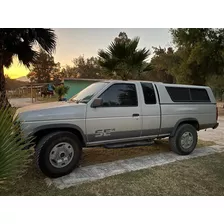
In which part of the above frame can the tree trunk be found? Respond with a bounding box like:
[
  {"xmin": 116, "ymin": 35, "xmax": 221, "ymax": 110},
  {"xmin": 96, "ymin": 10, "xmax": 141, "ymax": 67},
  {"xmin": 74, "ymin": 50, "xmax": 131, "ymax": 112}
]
[{"xmin": 0, "ymin": 62, "xmax": 10, "ymax": 108}]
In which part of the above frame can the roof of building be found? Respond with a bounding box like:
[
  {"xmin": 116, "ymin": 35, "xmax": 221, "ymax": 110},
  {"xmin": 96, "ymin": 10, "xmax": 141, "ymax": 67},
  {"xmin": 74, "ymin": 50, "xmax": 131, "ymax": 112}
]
[{"xmin": 63, "ymin": 78, "xmax": 106, "ymax": 82}]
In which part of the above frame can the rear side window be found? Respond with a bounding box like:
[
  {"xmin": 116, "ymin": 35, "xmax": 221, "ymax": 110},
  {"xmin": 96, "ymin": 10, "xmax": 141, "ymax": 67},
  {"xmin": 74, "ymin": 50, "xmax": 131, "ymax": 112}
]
[
  {"xmin": 141, "ymin": 83, "xmax": 156, "ymax": 104},
  {"xmin": 190, "ymin": 88, "xmax": 210, "ymax": 102},
  {"xmin": 166, "ymin": 87, "xmax": 210, "ymax": 102},
  {"xmin": 166, "ymin": 87, "xmax": 191, "ymax": 102}
]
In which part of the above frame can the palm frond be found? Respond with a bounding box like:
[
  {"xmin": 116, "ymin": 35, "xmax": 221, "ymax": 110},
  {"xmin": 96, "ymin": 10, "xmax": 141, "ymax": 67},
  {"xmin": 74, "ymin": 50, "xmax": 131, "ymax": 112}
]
[
  {"xmin": 108, "ymin": 41, "xmax": 127, "ymax": 60},
  {"xmin": 26, "ymin": 29, "xmax": 57, "ymax": 54},
  {"xmin": 126, "ymin": 37, "xmax": 140, "ymax": 55},
  {"xmin": 142, "ymin": 63, "xmax": 153, "ymax": 72},
  {"xmin": 15, "ymin": 42, "xmax": 39, "ymax": 67},
  {"xmin": 0, "ymin": 107, "xmax": 33, "ymax": 187},
  {"xmin": 98, "ymin": 50, "xmax": 111, "ymax": 60},
  {"xmin": 33, "ymin": 29, "xmax": 57, "ymax": 53},
  {"xmin": 0, "ymin": 28, "xmax": 56, "ymax": 68},
  {"xmin": 98, "ymin": 57, "xmax": 118, "ymax": 71}
]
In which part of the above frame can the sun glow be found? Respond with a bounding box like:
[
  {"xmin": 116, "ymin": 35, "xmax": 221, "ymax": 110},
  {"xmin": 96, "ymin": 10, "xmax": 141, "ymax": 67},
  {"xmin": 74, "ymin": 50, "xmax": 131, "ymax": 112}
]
[{"xmin": 4, "ymin": 58, "xmax": 30, "ymax": 79}]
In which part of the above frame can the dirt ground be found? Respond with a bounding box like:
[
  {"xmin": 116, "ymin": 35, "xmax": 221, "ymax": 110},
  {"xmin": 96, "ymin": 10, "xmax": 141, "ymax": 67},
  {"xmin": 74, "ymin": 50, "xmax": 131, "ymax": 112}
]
[{"xmin": 218, "ymin": 106, "xmax": 224, "ymax": 116}]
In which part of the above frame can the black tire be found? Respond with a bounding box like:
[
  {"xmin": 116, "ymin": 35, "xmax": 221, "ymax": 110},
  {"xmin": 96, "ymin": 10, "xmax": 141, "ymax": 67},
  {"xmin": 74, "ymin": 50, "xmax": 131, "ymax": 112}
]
[
  {"xmin": 35, "ymin": 131, "xmax": 82, "ymax": 178},
  {"xmin": 169, "ymin": 124, "xmax": 198, "ymax": 155}
]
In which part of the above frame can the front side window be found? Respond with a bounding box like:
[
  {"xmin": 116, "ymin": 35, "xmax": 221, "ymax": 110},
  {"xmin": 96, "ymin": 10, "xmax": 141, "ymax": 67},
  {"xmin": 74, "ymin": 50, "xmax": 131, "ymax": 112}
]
[{"xmin": 99, "ymin": 83, "xmax": 138, "ymax": 107}]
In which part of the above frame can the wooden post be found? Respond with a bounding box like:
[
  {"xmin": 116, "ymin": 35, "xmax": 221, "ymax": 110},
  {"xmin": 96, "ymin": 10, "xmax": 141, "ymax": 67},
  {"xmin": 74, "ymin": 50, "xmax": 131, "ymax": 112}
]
[
  {"xmin": 35, "ymin": 88, "xmax": 37, "ymax": 102},
  {"xmin": 31, "ymin": 84, "xmax": 33, "ymax": 103}
]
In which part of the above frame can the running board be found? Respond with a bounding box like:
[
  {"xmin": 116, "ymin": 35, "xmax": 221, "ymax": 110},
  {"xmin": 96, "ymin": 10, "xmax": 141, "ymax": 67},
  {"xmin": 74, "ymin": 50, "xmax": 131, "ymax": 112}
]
[{"xmin": 104, "ymin": 140, "xmax": 154, "ymax": 149}]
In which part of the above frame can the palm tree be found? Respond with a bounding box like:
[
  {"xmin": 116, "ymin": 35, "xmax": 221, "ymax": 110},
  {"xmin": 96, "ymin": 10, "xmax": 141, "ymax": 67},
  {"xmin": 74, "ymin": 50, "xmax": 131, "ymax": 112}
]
[
  {"xmin": 0, "ymin": 29, "xmax": 57, "ymax": 107},
  {"xmin": 98, "ymin": 36, "xmax": 151, "ymax": 80}
]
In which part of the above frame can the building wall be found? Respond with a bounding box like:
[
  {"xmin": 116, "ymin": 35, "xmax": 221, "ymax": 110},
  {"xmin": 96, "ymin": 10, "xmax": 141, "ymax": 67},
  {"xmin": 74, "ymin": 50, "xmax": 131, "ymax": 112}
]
[{"xmin": 64, "ymin": 80, "xmax": 98, "ymax": 99}]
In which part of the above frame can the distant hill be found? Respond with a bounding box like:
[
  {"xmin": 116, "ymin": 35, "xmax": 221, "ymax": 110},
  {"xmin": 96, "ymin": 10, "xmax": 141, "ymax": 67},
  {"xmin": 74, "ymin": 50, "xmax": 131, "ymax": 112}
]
[
  {"xmin": 16, "ymin": 76, "xmax": 30, "ymax": 82},
  {"xmin": 5, "ymin": 77, "xmax": 29, "ymax": 90}
]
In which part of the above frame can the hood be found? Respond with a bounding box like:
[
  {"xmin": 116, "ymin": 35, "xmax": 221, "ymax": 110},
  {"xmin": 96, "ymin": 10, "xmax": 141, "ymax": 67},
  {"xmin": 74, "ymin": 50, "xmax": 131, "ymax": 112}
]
[
  {"xmin": 17, "ymin": 101, "xmax": 87, "ymax": 122},
  {"xmin": 18, "ymin": 101, "xmax": 69, "ymax": 113}
]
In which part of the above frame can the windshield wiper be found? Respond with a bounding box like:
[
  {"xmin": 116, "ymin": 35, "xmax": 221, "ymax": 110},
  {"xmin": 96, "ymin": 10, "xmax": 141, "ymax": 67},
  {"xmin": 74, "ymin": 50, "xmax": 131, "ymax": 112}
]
[{"xmin": 77, "ymin": 100, "xmax": 88, "ymax": 104}]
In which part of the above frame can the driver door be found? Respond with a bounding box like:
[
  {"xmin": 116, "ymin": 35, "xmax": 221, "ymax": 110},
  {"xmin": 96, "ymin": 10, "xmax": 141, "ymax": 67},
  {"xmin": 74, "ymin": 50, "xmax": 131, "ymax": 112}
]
[{"xmin": 86, "ymin": 83, "xmax": 142, "ymax": 145}]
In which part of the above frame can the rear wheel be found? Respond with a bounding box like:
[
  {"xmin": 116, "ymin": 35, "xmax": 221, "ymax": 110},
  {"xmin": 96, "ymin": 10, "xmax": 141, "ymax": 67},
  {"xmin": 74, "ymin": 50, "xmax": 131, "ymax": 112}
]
[
  {"xmin": 35, "ymin": 131, "xmax": 82, "ymax": 178},
  {"xmin": 169, "ymin": 124, "xmax": 198, "ymax": 155}
]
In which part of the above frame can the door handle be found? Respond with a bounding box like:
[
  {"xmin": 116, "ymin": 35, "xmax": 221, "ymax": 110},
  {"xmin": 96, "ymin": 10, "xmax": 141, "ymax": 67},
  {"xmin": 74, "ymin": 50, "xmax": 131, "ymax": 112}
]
[{"xmin": 132, "ymin": 113, "xmax": 139, "ymax": 117}]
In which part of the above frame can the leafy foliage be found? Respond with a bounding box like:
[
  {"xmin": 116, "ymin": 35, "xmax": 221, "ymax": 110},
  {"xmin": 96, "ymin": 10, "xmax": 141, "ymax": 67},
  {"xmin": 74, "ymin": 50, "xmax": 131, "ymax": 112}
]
[
  {"xmin": 0, "ymin": 29, "xmax": 56, "ymax": 68},
  {"xmin": 60, "ymin": 65, "xmax": 77, "ymax": 78},
  {"xmin": 27, "ymin": 49, "xmax": 60, "ymax": 83},
  {"xmin": 0, "ymin": 28, "xmax": 57, "ymax": 106},
  {"xmin": 206, "ymin": 75, "xmax": 224, "ymax": 101},
  {"xmin": 0, "ymin": 107, "xmax": 33, "ymax": 187},
  {"xmin": 72, "ymin": 56, "xmax": 106, "ymax": 79},
  {"xmin": 60, "ymin": 56, "xmax": 106, "ymax": 79},
  {"xmin": 98, "ymin": 32, "xmax": 151, "ymax": 80},
  {"xmin": 170, "ymin": 28, "xmax": 224, "ymax": 85},
  {"xmin": 55, "ymin": 85, "xmax": 69, "ymax": 100},
  {"xmin": 149, "ymin": 47, "xmax": 177, "ymax": 83}
]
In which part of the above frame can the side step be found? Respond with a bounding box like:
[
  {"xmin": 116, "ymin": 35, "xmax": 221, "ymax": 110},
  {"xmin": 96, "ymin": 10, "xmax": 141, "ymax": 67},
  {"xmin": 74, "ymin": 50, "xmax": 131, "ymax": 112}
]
[{"xmin": 104, "ymin": 140, "xmax": 154, "ymax": 149}]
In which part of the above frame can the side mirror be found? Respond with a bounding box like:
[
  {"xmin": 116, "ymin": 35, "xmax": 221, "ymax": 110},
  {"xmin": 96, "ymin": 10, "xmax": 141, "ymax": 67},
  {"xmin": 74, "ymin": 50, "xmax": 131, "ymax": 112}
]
[{"xmin": 91, "ymin": 98, "xmax": 103, "ymax": 108}]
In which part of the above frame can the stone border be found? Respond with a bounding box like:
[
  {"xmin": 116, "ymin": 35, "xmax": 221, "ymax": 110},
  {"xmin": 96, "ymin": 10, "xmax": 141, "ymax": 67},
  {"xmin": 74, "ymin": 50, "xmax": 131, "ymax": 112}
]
[{"xmin": 45, "ymin": 145, "xmax": 224, "ymax": 190}]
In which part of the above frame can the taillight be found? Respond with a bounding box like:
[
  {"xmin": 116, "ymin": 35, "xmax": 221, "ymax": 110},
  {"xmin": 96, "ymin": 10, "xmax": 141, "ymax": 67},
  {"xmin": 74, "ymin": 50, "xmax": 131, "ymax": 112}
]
[{"xmin": 216, "ymin": 106, "xmax": 218, "ymax": 121}]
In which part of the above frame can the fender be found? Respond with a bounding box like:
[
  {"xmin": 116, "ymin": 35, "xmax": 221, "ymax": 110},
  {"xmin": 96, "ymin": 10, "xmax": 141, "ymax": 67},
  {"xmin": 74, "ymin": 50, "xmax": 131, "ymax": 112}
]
[
  {"xmin": 170, "ymin": 118, "xmax": 199, "ymax": 137},
  {"xmin": 29, "ymin": 123, "xmax": 87, "ymax": 143}
]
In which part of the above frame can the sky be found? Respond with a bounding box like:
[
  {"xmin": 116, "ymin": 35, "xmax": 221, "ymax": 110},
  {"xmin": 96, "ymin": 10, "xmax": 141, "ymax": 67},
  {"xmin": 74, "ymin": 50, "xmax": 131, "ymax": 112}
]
[{"xmin": 5, "ymin": 28, "xmax": 172, "ymax": 79}]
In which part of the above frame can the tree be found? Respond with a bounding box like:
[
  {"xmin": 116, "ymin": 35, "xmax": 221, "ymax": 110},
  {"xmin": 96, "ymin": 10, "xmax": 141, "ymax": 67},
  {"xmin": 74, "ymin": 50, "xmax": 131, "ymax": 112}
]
[
  {"xmin": 0, "ymin": 28, "xmax": 56, "ymax": 107},
  {"xmin": 60, "ymin": 56, "xmax": 106, "ymax": 79},
  {"xmin": 27, "ymin": 49, "xmax": 60, "ymax": 83},
  {"xmin": 60, "ymin": 65, "xmax": 77, "ymax": 78},
  {"xmin": 206, "ymin": 75, "xmax": 224, "ymax": 101},
  {"xmin": 170, "ymin": 28, "xmax": 224, "ymax": 85},
  {"xmin": 149, "ymin": 47, "xmax": 177, "ymax": 83},
  {"xmin": 72, "ymin": 56, "xmax": 106, "ymax": 79},
  {"xmin": 98, "ymin": 32, "xmax": 151, "ymax": 80}
]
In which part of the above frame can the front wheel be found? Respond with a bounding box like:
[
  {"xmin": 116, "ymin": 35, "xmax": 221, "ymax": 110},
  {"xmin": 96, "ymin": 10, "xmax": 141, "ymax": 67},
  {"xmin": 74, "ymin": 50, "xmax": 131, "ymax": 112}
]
[
  {"xmin": 35, "ymin": 131, "xmax": 82, "ymax": 178},
  {"xmin": 169, "ymin": 124, "xmax": 198, "ymax": 155}
]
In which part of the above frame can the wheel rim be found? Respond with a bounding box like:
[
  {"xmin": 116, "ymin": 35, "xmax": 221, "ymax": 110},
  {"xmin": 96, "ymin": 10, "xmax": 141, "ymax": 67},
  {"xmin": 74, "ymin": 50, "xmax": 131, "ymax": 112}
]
[
  {"xmin": 180, "ymin": 132, "xmax": 194, "ymax": 150},
  {"xmin": 49, "ymin": 142, "xmax": 74, "ymax": 168}
]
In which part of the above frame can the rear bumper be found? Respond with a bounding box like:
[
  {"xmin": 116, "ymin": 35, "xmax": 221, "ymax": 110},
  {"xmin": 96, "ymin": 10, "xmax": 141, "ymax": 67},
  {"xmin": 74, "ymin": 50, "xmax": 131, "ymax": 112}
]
[{"xmin": 213, "ymin": 123, "xmax": 219, "ymax": 129}]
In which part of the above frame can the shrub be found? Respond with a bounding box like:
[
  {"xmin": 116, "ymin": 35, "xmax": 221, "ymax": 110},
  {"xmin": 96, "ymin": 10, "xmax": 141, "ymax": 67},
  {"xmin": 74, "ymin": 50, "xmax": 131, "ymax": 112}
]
[
  {"xmin": 0, "ymin": 107, "xmax": 33, "ymax": 188},
  {"xmin": 55, "ymin": 85, "xmax": 69, "ymax": 101}
]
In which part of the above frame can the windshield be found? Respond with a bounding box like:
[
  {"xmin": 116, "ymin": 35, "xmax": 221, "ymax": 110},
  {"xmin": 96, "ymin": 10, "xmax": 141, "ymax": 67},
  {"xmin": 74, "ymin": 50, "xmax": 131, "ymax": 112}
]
[{"xmin": 69, "ymin": 82, "xmax": 109, "ymax": 103}]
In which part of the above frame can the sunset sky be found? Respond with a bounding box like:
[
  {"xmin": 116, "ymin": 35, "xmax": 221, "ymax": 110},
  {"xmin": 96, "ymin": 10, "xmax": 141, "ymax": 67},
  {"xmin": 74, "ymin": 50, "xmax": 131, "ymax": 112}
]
[{"xmin": 5, "ymin": 28, "xmax": 172, "ymax": 79}]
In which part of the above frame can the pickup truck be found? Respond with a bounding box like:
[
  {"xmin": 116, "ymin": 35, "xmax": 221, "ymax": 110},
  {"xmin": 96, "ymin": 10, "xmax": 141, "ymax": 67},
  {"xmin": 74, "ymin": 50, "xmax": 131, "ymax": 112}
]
[{"xmin": 16, "ymin": 80, "xmax": 219, "ymax": 178}]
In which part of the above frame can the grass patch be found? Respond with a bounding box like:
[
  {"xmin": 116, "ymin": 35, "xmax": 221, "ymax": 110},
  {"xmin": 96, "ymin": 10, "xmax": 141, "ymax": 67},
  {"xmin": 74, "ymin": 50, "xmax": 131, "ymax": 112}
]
[
  {"xmin": 1, "ymin": 150, "xmax": 224, "ymax": 196},
  {"xmin": 0, "ymin": 139, "xmax": 218, "ymax": 196}
]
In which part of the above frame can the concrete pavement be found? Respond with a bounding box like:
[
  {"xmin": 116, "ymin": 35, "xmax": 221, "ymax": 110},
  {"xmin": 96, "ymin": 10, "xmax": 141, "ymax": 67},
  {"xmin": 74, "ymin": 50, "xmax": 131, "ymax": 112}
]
[{"xmin": 198, "ymin": 117, "xmax": 224, "ymax": 146}]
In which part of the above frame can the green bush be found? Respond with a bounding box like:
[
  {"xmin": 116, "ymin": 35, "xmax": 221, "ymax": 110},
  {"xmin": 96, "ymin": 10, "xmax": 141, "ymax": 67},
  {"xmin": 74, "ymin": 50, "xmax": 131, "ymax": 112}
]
[
  {"xmin": 0, "ymin": 107, "xmax": 33, "ymax": 188},
  {"xmin": 55, "ymin": 85, "xmax": 69, "ymax": 101}
]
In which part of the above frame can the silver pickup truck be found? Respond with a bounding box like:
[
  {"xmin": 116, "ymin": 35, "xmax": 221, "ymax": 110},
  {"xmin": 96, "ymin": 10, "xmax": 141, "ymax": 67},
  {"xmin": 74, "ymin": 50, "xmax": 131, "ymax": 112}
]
[{"xmin": 16, "ymin": 80, "xmax": 219, "ymax": 178}]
